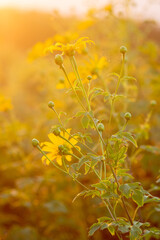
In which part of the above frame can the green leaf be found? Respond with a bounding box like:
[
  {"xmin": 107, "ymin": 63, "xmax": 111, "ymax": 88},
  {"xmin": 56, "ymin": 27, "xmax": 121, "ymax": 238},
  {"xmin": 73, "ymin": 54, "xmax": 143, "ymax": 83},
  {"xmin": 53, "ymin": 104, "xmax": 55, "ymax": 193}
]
[
  {"xmin": 74, "ymin": 111, "xmax": 85, "ymax": 118},
  {"xmin": 98, "ymin": 217, "xmax": 113, "ymax": 222},
  {"xmin": 92, "ymin": 182, "xmax": 107, "ymax": 191},
  {"xmin": 122, "ymin": 76, "xmax": 137, "ymax": 82},
  {"xmin": 86, "ymin": 135, "xmax": 93, "ymax": 143},
  {"xmin": 72, "ymin": 190, "xmax": 88, "ymax": 202},
  {"xmin": 140, "ymin": 145, "xmax": 160, "ymax": 155},
  {"xmin": 81, "ymin": 114, "xmax": 89, "ymax": 129},
  {"xmin": 119, "ymin": 184, "xmax": 131, "ymax": 198},
  {"xmin": 108, "ymin": 225, "xmax": 115, "ymax": 236},
  {"xmin": 116, "ymin": 132, "xmax": 138, "ymax": 148},
  {"xmin": 130, "ymin": 225, "xmax": 142, "ymax": 240},
  {"xmin": 89, "ymin": 87, "xmax": 104, "ymax": 100},
  {"xmin": 117, "ymin": 169, "xmax": 134, "ymax": 179},
  {"xmin": 132, "ymin": 189, "xmax": 144, "ymax": 207},
  {"xmin": 118, "ymin": 224, "xmax": 130, "ymax": 234},
  {"xmin": 78, "ymin": 156, "xmax": 89, "ymax": 169},
  {"xmin": 88, "ymin": 222, "xmax": 101, "ymax": 236},
  {"xmin": 101, "ymin": 223, "xmax": 108, "ymax": 230}
]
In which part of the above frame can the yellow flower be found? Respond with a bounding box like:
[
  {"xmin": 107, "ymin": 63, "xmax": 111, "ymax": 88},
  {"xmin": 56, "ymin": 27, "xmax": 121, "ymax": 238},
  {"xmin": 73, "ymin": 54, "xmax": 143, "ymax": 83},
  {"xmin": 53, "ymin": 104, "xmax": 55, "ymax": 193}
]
[
  {"xmin": 41, "ymin": 129, "xmax": 79, "ymax": 166},
  {"xmin": 44, "ymin": 37, "xmax": 94, "ymax": 56},
  {"xmin": 28, "ymin": 38, "xmax": 54, "ymax": 61},
  {"xmin": 53, "ymin": 32, "xmax": 79, "ymax": 44},
  {"xmin": 81, "ymin": 54, "xmax": 108, "ymax": 78},
  {"xmin": 0, "ymin": 94, "xmax": 12, "ymax": 112}
]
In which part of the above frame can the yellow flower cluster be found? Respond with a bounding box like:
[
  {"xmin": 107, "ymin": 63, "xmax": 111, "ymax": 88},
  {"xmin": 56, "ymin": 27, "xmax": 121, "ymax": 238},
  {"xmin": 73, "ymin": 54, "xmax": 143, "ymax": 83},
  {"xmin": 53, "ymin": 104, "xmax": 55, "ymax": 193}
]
[{"xmin": 44, "ymin": 37, "xmax": 94, "ymax": 56}]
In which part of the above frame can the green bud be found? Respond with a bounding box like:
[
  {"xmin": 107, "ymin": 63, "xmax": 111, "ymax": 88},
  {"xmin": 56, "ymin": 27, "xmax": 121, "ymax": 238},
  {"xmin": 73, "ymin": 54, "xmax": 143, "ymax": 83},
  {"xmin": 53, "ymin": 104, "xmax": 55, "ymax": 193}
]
[
  {"xmin": 124, "ymin": 112, "xmax": 132, "ymax": 121},
  {"xmin": 97, "ymin": 123, "xmax": 104, "ymax": 132},
  {"xmin": 32, "ymin": 138, "xmax": 39, "ymax": 147},
  {"xmin": 55, "ymin": 54, "xmax": 63, "ymax": 66},
  {"xmin": 48, "ymin": 101, "xmax": 55, "ymax": 108},
  {"xmin": 52, "ymin": 127, "xmax": 61, "ymax": 136},
  {"xmin": 120, "ymin": 46, "xmax": 127, "ymax": 54},
  {"xmin": 150, "ymin": 100, "xmax": 157, "ymax": 107},
  {"xmin": 58, "ymin": 144, "xmax": 69, "ymax": 155},
  {"xmin": 87, "ymin": 75, "xmax": 92, "ymax": 81}
]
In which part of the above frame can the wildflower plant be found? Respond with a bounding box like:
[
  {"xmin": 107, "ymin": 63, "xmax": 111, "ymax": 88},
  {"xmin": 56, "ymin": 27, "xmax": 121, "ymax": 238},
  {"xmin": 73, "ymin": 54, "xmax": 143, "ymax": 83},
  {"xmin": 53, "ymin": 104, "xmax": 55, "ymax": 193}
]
[{"xmin": 32, "ymin": 38, "xmax": 160, "ymax": 240}]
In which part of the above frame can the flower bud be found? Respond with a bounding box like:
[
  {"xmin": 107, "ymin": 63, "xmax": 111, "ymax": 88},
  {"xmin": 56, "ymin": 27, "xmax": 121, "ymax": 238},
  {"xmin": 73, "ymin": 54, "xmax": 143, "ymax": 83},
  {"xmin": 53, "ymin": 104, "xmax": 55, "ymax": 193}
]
[
  {"xmin": 55, "ymin": 54, "xmax": 63, "ymax": 66},
  {"xmin": 32, "ymin": 138, "xmax": 39, "ymax": 147},
  {"xmin": 124, "ymin": 112, "xmax": 132, "ymax": 121},
  {"xmin": 87, "ymin": 75, "xmax": 92, "ymax": 81},
  {"xmin": 48, "ymin": 101, "xmax": 55, "ymax": 108},
  {"xmin": 120, "ymin": 46, "xmax": 127, "ymax": 54},
  {"xmin": 53, "ymin": 127, "xmax": 61, "ymax": 136},
  {"xmin": 58, "ymin": 144, "xmax": 69, "ymax": 155},
  {"xmin": 150, "ymin": 100, "xmax": 157, "ymax": 107},
  {"xmin": 97, "ymin": 123, "xmax": 104, "ymax": 132}
]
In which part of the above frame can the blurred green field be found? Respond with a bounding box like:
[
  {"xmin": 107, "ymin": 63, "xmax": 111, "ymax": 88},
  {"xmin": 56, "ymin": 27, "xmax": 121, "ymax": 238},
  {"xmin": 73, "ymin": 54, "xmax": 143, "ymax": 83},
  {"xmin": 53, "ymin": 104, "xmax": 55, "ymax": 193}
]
[{"xmin": 0, "ymin": 5, "xmax": 160, "ymax": 240}]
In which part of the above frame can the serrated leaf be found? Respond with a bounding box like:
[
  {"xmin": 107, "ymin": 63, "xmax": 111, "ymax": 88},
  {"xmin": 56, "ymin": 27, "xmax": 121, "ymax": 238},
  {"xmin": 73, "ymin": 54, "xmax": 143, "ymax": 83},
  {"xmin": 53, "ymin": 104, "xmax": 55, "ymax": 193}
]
[
  {"xmin": 100, "ymin": 223, "xmax": 108, "ymax": 230},
  {"xmin": 118, "ymin": 224, "xmax": 130, "ymax": 234},
  {"xmin": 130, "ymin": 225, "xmax": 142, "ymax": 240},
  {"xmin": 88, "ymin": 223, "xmax": 101, "ymax": 236},
  {"xmin": 116, "ymin": 132, "xmax": 138, "ymax": 148},
  {"xmin": 108, "ymin": 225, "xmax": 115, "ymax": 236},
  {"xmin": 132, "ymin": 189, "xmax": 144, "ymax": 207},
  {"xmin": 119, "ymin": 184, "xmax": 131, "ymax": 198},
  {"xmin": 92, "ymin": 182, "xmax": 107, "ymax": 191}
]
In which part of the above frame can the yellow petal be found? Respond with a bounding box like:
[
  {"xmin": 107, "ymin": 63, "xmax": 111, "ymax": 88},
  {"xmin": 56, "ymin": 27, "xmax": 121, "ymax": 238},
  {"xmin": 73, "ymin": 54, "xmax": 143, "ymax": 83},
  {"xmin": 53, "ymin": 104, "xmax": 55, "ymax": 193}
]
[
  {"xmin": 56, "ymin": 156, "xmax": 62, "ymax": 166},
  {"xmin": 48, "ymin": 133, "xmax": 63, "ymax": 145},
  {"xmin": 66, "ymin": 155, "xmax": 72, "ymax": 162}
]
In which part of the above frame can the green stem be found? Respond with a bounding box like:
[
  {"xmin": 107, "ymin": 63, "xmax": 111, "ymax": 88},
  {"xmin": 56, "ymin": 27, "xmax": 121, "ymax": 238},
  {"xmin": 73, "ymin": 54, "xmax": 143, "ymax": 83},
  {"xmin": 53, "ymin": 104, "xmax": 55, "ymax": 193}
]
[
  {"xmin": 108, "ymin": 162, "xmax": 133, "ymax": 225},
  {"xmin": 60, "ymin": 64, "xmax": 87, "ymax": 111},
  {"xmin": 100, "ymin": 132, "xmax": 106, "ymax": 180},
  {"xmin": 70, "ymin": 56, "xmax": 91, "ymax": 112},
  {"xmin": 108, "ymin": 54, "xmax": 125, "ymax": 138},
  {"xmin": 70, "ymin": 56, "xmax": 106, "ymax": 148},
  {"xmin": 132, "ymin": 206, "xmax": 139, "ymax": 221}
]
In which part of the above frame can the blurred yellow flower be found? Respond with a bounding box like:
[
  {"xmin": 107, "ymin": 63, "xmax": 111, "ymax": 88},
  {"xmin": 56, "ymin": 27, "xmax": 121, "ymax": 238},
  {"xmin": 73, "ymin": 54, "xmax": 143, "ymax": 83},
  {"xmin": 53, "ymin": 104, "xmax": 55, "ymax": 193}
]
[
  {"xmin": 53, "ymin": 32, "xmax": 79, "ymax": 44},
  {"xmin": 41, "ymin": 129, "xmax": 79, "ymax": 166},
  {"xmin": 0, "ymin": 94, "xmax": 12, "ymax": 112},
  {"xmin": 28, "ymin": 38, "xmax": 54, "ymax": 61},
  {"xmin": 81, "ymin": 54, "xmax": 108, "ymax": 78},
  {"xmin": 44, "ymin": 37, "xmax": 94, "ymax": 56}
]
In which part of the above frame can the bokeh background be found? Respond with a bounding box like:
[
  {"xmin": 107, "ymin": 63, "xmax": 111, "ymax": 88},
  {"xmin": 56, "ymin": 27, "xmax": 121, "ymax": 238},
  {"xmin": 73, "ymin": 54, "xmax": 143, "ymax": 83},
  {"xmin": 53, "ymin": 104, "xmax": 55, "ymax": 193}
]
[{"xmin": 0, "ymin": 0, "xmax": 160, "ymax": 239}]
